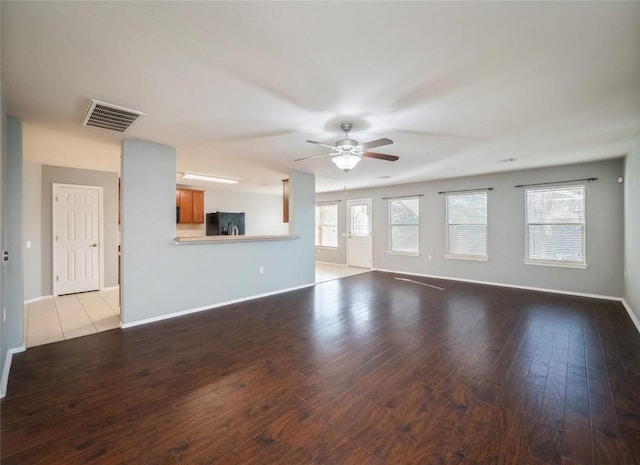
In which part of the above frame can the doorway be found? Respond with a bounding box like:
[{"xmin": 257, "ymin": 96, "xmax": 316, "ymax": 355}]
[
  {"xmin": 52, "ymin": 184, "xmax": 103, "ymax": 296},
  {"xmin": 347, "ymin": 199, "xmax": 373, "ymax": 268}
]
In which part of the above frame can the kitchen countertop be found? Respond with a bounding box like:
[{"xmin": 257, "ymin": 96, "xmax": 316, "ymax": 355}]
[{"xmin": 174, "ymin": 234, "xmax": 299, "ymax": 244}]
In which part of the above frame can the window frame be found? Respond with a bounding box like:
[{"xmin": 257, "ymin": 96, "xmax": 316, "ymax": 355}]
[
  {"xmin": 444, "ymin": 190, "xmax": 489, "ymax": 261},
  {"xmin": 387, "ymin": 197, "xmax": 420, "ymax": 256},
  {"xmin": 524, "ymin": 184, "xmax": 587, "ymax": 269},
  {"xmin": 314, "ymin": 202, "xmax": 339, "ymax": 249}
]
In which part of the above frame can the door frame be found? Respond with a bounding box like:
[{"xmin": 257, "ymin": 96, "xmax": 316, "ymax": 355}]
[
  {"xmin": 52, "ymin": 183, "xmax": 104, "ymax": 296},
  {"xmin": 346, "ymin": 198, "xmax": 373, "ymax": 269}
]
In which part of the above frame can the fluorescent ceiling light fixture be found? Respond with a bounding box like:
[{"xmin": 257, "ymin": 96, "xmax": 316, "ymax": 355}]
[
  {"xmin": 181, "ymin": 173, "xmax": 237, "ymax": 184},
  {"xmin": 331, "ymin": 153, "xmax": 361, "ymax": 172}
]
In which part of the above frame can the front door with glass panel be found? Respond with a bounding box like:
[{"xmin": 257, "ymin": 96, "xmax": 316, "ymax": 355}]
[{"xmin": 347, "ymin": 199, "xmax": 372, "ymax": 268}]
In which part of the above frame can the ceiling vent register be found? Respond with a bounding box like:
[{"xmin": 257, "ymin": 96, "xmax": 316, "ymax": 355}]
[{"xmin": 81, "ymin": 99, "xmax": 145, "ymax": 132}]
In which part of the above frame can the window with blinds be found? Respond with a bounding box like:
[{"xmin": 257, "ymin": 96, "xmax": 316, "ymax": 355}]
[
  {"xmin": 525, "ymin": 185, "xmax": 586, "ymax": 267},
  {"xmin": 388, "ymin": 197, "xmax": 420, "ymax": 254},
  {"xmin": 445, "ymin": 191, "xmax": 488, "ymax": 260},
  {"xmin": 315, "ymin": 203, "xmax": 338, "ymax": 248}
]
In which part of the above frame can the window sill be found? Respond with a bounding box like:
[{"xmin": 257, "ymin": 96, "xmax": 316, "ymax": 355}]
[
  {"xmin": 387, "ymin": 251, "xmax": 420, "ymax": 257},
  {"xmin": 524, "ymin": 260, "xmax": 588, "ymax": 269},
  {"xmin": 445, "ymin": 254, "xmax": 488, "ymax": 262},
  {"xmin": 316, "ymin": 246, "xmax": 339, "ymax": 250}
]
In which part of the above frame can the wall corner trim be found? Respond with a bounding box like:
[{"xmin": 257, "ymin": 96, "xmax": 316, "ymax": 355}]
[
  {"xmin": 1, "ymin": 345, "xmax": 27, "ymax": 398},
  {"xmin": 621, "ymin": 299, "xmax": 640, "ymax": 335}
]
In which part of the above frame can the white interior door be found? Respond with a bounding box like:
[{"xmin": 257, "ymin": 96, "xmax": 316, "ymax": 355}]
[
  {"xmin": 347, "ymin": 199, "xmax": 372, "ymax": 268},
  {"xmin": 53, "ymin": 184, "xmax": 102, "ymax": 295}
]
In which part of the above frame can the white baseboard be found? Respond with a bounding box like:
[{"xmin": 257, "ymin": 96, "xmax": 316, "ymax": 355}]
[
  {"xmin": 376, "ymin": 268, "xmax": 640, "ymax": 335},
  {"xmin": 24, "ymin": 295, "xmax": 53, "ymax": 305},
  {"xmin": 375, "ymin": 268, "xmax": 623, "ymax": 301},
  {"xmin": 101, "ymin": 286, "xmax": 120, "ymax": 291},
  {"xmin": 24, "ymin": 286, "xmax": 118, "ymax": 305},
  {"xmin": 121, "ymin": 282, "xmax": 316, "ymax": 329},
  {"xmin": 621, "ymin": 299, "xmax": 640, "ymax": 334},
  {"xmin": 1, "ymin": 345, "xmax": 26, "ymax": 398}
]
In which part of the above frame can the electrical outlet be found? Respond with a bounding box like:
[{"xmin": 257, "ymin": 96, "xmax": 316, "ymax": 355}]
[
  {"xmin": 26, "ymin": 240, "xmax": 32, "ymax": 249},
  {"xmin": 259, "ymin": 266, "xmax": 264, "ymax": 274},
  {"xmin": 428, "ymin": 254, "xmax": 432, "ymax": 261}
]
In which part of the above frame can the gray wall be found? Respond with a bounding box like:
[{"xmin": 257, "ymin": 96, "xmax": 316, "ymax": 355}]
[
  {"xmin": 1, "ymin": 114, "xmax": 25, "ymax": 396},
  {"xmin": 0, "ymin": 96, "xmax": 7, "ymax": 392},
  {"xmin": 121, "ymin": 139, "xmax": 314, "ymax": 325},
  {"xmin": 39, "ymin": 165, "xmax": 118, "ymax": 296},
  {"xmin": 317, "ymin": 159, "xmax": 625, "ymax": 297},
  {"xmin": 22, "ymin": 162, "xmax": 42, "ymax": 301},
  {"xmin": 5, "ymin": 117, "xmax": 24, "ymax": 348},
  {"xmin": 624, "ymin": 138, "xmax": 640, "ymax": 321}
]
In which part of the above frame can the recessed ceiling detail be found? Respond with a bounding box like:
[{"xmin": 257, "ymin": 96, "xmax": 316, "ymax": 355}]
[{"xmin": 81, "ymin": 99, "xmax": 145, "ymax": 132}]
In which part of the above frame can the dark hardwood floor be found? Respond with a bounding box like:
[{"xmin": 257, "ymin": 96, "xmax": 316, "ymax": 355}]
[{"xmin": 2, "ymin": 271, "xmax": 639, "ymax": 465}]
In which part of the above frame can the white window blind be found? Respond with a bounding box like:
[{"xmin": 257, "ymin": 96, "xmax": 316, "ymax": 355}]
[
  {"xmin": 315, "ymin": 203, "xmax": 338, "ymax": 248},
  {"xmin": 445, "ymin": 191, "xmax": 488, "ymax": 259},
  {"xmin": 525, "ymin": 185, "xmax": 585, "ymax": 266},
  {"xmin": 388, "ymin": 197, "xmax": 420, "ymax": 254}
]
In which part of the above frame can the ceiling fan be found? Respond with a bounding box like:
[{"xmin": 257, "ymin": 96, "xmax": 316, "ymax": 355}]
[{"xmin": 295, "ymin": 123, "xmax": 398, "ymax": 172}]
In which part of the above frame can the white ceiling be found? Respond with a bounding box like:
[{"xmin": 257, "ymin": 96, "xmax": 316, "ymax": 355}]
[{"xmin": 2, "ymin": 1, "xmax": 639, "ymax": 194}]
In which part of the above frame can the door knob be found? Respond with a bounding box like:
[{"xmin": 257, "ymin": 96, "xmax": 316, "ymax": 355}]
[{"xmin": 90, "ymin": 244, "xmax": 98, "ymax": 247}]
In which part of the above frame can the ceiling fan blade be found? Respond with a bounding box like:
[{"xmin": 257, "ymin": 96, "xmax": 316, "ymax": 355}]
[
  {"xmin": 362, "ymin": 151, "xmax": 399, "ymax": 162},
  {"xmin": 306, "ymin": 140, "xmax": 337, "ymax": 150},
  {"xmin": 359, "ymin": 138, "xmax": 393, "ymax": 150},
  {"xmin": 294, "ymin": 152, "xmax": 335, "ymax": 162}
]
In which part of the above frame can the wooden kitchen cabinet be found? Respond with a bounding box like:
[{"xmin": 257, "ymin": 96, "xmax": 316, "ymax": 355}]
[
  {"xmin": 176, "ymin": 188, "xmax": 205, "ymax": 224},
  {"xmin": 192, "ymin": 190, "xmax": 204, "ymax": 223},
  {"xmin": 282, "ymin": 179, "xmax": 289, "ymax": 223}
]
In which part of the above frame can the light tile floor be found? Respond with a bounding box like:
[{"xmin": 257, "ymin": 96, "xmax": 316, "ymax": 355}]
[
  {"xmin": 25, "ymin": 288, "xmax": 120, "ymax": 348},
  {"xmin": 315, "ymin": 262, "xmax": 371, "ymax": 283},
  {"xmin": 25, "ymin": 265, "xmax": 366, "ymax": 348}
]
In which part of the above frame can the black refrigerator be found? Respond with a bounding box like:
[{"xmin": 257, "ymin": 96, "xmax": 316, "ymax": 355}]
[{"xmin": 206, "ymin": 212, "xmax": 246, "ymax": 236}]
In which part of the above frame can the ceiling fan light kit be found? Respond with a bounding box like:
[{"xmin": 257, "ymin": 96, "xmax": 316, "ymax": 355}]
[
  {"xmin": 297, "ymin": 122, "xmax": 398, "ymax": 172},
  {"xmin": 331, "ymin": 153, "xmax": 361, "ymax": 172}
]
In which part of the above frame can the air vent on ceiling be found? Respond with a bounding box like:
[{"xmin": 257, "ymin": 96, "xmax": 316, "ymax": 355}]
[{"xmin": 81, "ymin": 99, "xmax": 145, "ymax": 132}]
